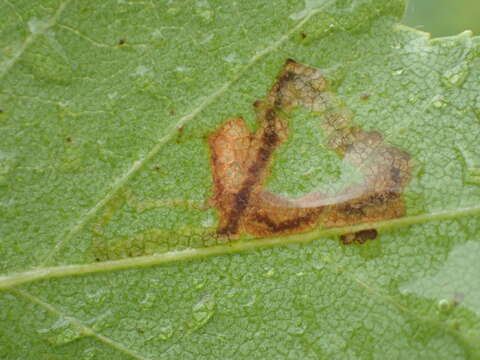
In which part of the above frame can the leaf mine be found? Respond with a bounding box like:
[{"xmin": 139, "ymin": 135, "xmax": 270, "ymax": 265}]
[{"xmin": 209, "ymin": 59, "xmax": 412, "ymax": 240}]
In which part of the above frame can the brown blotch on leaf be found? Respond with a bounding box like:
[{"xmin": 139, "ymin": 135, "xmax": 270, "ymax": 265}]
[
  {"xmin": 360, "ymin": 93, "xmax": 370, "ymax": 101},
  {"xmin": 65, "ymin": 136, "xmax": 73, "ymax": 143},
  {"xmin": 340, "ymin": 229, "xmax": 378, "ymax": 245},
  {"xmin": 299, "ymin": 33, "xmax": 307, "ymax": 39},
  {"xmin": 209, "ymin": 59, "xmax": 411, "ymax": 240},
  {"xmin": 118, "ymin": 39, "xmax": 126, "ymax": 45}
]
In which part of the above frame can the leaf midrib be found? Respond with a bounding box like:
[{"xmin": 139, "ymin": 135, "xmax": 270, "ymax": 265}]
[
  {"xmin": 9, "ymin": 204, "xmax": 479, "ymax": 360},
  {"xmin": 2, "ymin": 205, "xmax": 479, "ymax": 290}
]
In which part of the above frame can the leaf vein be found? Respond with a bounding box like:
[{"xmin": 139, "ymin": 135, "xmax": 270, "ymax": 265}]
[
  {"xmin": 0, "ymin": 0, "xmax": 71, "ymax": 80},
  {"xmin": 13, "ymin": 288, "xmax": 153, "ymax": 360},
  {"xmin": 2, "ymin": 205, "xmax": 479, "ymax": 290}
]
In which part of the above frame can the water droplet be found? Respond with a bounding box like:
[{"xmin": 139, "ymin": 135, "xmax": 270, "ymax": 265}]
[
  {"xmin": 400, "ymin": 241, "xmax": 480, "ymax": 316},
  {"xmin": 404, "ymin": 37, "xmax": 429, "ymax": 54},
  {"xmin": 167, "ymin": 7, "xmax": 181, "ymax": 15},
  {"xmin": 201, "ymin": 212, "xmax": 215, "ymax": 228},
  {"xmin": 140, "ymin": 293, "xmax": 156, "ymax": 308},
  {"xmin": 175, "ymin": 66, "xmax": 189, "ymax": 73},
  {"xmin": 442, "ymin": 63, "xmax": 469, "ymax": 88},
  {"xmin": 199, "ymin": 33, "xmax": 214, "ymax": 44},
  {"xmin": 263, "ymin": 268, "xmax": 275, "ymax": 278},
  {"xmin": 288, "ymin": 321, "xmax": 307, "ymax": 335},
  {"xmin": 225, "ymin": 287, "xmax": 236, "ymax": 298},
  {"xmin": 37, "ymin": 317, "xmax": 86, "ymax": 345},
  {"xmin": 407, "ymin": 95, "xmax": 418, "ymax": 104},
  {"xmin": 223, "ymin": 53, "xmax": 238, "ymax": 64},
  {"xmin": 28, "ymin": 18, "xmax": 49, "ymax": 34},
  {"xmin": 86, "ymin": 289, "xmax": 107, "ymax": 303},
  {"xmin": 458, "ymin": 30, "xmax": 474, "ymax": 38},
  {"xmin": 156, "ymin": 320, "xmax": 174, "ymax": 341},
  {"xmin": 190, "ymin": 294, "xmax": 216, "ymax": 329},
  {"xmin": 437, "ymin": 299, "xmax": 451, "ymax": 312},
  {"xmin": 193, "ymin": 278, "xmax": 206, "ymax": 290},
  {"xmin": 392, "ymin": 69, "xmax": 404, "ymax": 76},
  {"xmin": 241, "ymin": 295, "xmax": 256, "ymax": 308},
  {"xmin": 134, "ymin": 65, "xmax": 151, "ymax": 77},
  {"xmin": 83, "ymin": 347, "xmax": 97, "ymax": 360},
  {"xmin": 458, "ymin": 147, "xmax": 480, "ymax": 186},
  {"xmin": 90, "ymin": 310, "xmax": 114, "ymax": 333},
  {"xmin": 431, "ymin": 95, "xmax": 447, "ymax": 109},
  {"xmin": 195, "ymin": 0, "xmax": 214, "ymax": 23},
  {"xmin": 198, "ymin": 10, "xmax": 213, "ymax": 22}
]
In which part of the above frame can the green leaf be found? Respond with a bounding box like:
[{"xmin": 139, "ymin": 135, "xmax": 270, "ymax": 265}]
[{"xmin": 1, "ymin": 0, "xmax": 480, "ymax": 358}]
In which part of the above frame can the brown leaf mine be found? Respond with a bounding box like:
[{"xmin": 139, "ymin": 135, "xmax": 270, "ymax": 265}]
[{"xmin": 209, "ymin": 60, "xmax": 411, "ymax": 240}]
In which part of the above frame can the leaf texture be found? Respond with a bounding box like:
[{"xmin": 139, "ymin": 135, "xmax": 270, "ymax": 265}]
[{"xmin": 1, "ymin": 0, "xmax": 480, "ymax": 358}]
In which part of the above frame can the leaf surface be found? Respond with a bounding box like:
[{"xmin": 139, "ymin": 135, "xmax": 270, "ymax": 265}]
[{"xmin": 1, "ymin": 0, "xmax": 480, "ymax": 358}]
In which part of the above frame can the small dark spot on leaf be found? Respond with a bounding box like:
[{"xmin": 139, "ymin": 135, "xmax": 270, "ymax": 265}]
[
  {"xmin": 175, "ymin": 126, "xmax": 185, "ymax": 144},
  {"xmin": 451, "ymin": 320, "xmax": 461, "ymax": 330},
  {"xmin": 95, "ymin": 257, "xmax": 100, "ymax": 262},
  {"xmin": 118, "ymin": 39, "xmax": 126, "ymax": 45},
  {"xmin": 340, "ymin": 229, "xmax": 378, "ymax": 245},
  {"xmin": 360, "ymin": 93, "xmax": 370, "ymax": 101},
  {"xmin": 65, "ymin": 136, "xmax": 73, "ymax": 143},
  {"xmin": 0, "ymin": 109, "xmax": 3, "ymax": 114},
  {"xmin": 253, "ymin": 100, "xmax": 262, "ymax": 108},
  {"xmin": 170, "ymin": 109, "xmax": 176, "ymax": 116},
  {"xmin": 299, "ymin": 33, "xmax": 307, "ymax": 39},
  {"xmin": 154, "ymin": 165, "xmax": 160, "ymax": 171}
]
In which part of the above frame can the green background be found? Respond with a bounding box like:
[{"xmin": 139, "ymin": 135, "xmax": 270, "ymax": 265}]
[{"xmin": 405, "ymin": 0, "xmax": 480, "ymax": 37}]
